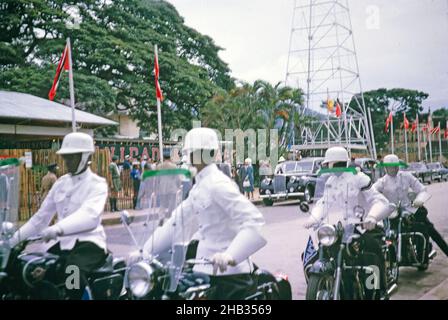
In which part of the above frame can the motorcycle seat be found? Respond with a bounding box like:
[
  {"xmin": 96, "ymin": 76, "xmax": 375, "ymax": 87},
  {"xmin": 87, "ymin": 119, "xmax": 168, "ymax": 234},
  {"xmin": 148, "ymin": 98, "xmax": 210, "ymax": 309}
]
[{"xmin": 91, "ymin": 254, "xmax": 114, "ymax": 275}]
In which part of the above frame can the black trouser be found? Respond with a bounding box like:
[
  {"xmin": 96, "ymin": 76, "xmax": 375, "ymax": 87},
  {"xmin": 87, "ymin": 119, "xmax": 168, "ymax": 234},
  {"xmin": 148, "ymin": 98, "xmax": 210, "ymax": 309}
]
[
  {"xmin": 209, "ymin": 274, "xmax": 256, "ymax": 300},
  {"xmin": 414, "ymin": 207, "xmax": 448, "ymax": 257},
  {"xmin": 360, "ymin": 228, "xmax": 387, "ymax": 294},
  {"xmin": 48, "ymin": 241, "xmax": 108, "ymax": 300}
]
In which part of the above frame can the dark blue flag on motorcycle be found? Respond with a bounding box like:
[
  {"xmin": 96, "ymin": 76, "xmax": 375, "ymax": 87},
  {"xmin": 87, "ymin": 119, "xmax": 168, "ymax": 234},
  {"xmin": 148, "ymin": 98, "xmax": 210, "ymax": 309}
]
[{"xmin": 302, "ymin": 235, "xmax": 317, "ymax": 268}]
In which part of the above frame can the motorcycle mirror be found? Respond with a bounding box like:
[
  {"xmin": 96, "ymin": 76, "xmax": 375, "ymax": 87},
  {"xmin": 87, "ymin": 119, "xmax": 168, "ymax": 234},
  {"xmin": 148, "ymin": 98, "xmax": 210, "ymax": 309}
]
[
  {"xmin": 1, "ymin": 221, "xmax": 16, "ymax": 239},
  {"xmin": 120, "ymin": 210, "xmax": 133, "ymax": 225},
  {"xmin": 299, "ymin": 202, "xmax": 310, "ymax": 213}
]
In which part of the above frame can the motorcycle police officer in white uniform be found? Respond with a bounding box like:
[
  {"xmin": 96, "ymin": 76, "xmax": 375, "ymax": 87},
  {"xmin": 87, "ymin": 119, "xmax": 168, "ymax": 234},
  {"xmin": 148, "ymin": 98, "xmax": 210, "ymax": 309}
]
[
  {"xmin": 373, "ymin": 154, "xmax": 448, "ymax": 260},
  {"xmin": 142, "ymin": 127, "xmax": 267, "ymax": 300},
  {"xmin": 304, "ymin": 147, "xmax": 392, "ymax": 298},
  {"xmin": 10, "ymin": 132, "xmax": 108, "ymax": 299}
]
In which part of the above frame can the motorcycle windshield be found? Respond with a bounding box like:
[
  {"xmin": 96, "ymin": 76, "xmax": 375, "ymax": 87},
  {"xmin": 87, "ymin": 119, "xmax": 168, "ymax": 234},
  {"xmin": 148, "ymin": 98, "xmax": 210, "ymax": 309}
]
[
  {"xmin": 0, "ymin": 158, "xmax": 20, "ymax": 269},
  {"xmin": 313, "ymin": 167, "xmax": 366, "ymax": 225},
  {"xmin": 0, "ymin": 158, "xmax": 20, "ymax": 227},
  {"xmin": 136, "ymin": 169, "xmax": 192, "ymax": 292}
]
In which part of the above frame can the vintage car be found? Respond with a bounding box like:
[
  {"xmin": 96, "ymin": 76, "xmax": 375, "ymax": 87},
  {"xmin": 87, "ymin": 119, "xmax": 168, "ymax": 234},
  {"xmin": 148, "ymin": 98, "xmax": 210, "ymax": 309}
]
[
  {"xmin": 426, "ymin": 162, "xmax": 448, "ymax": 182},
  {"xmin": 402, "ymin": 162, "xmax": 433, "ymax": 184},
  {"xmin": 259, "ymin": 158, "xmax": 324, "ymax": 206}
]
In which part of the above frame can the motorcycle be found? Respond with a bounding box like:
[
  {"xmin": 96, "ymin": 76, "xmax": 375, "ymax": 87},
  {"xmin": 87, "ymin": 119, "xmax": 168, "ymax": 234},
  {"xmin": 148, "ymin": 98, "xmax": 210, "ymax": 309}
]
[
  {"xmin": 122, "ymin": 168, "xmax": 292, "ymax": 300},
  {"xmin": 384, "ymin": 194, "xmax": 437, "ymax": 272},
  {"xmin": 300, "ymin": 168, "xmax": 395, "ymax": 300},
  {"xmin": 0, "ymin": 158, "xmax": 126, "ymax": 300}
]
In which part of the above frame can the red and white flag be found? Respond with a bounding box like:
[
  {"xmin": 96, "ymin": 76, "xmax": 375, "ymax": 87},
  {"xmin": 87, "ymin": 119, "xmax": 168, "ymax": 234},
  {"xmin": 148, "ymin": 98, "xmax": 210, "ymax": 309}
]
[
  {"xmin": 385, "ymin": 112, "xmax": 393, "ymax": 132},
  {"xmin": 431, "ymin": 123, "xmax": 440, "ymax": 135},
  {"xmin": 444, "ymin": 129, "xmax": 448, "ymax": 140},
  {"xmin": 335, "ymin": 100, "xmax": 342, "ymax": 118},
  {"xmin": 48, "ymin": 44, "xmax": 70, "ymax": 101},
  {"xmin": 411, "ymin": 120, "xmax": 418, "ymax": 133},
  {"xmin": 403, "ymin": 113, "xmax": 410, "ymax": 131},
  {"xmin": 154, "ymin": 52, "xmax": 163, "ymax": 101}
]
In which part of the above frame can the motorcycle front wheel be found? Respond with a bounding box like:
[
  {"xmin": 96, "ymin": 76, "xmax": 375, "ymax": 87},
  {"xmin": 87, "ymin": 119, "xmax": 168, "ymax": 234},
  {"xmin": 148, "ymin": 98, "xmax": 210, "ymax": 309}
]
[{"xmin": 306, "ymin": 274, "xmax": 334, "ymax": 300}]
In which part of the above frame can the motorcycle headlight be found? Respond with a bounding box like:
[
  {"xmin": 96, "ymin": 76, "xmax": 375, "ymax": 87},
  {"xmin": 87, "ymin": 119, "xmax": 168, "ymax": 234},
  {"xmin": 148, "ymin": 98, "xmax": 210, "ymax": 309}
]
[
  {"xmin": 127, "ymin": 262, "xmax": 155, "ymax": 298},
  {"xmin": 317, "ymin": 224, "xmax": 337, "ymax": 247}
]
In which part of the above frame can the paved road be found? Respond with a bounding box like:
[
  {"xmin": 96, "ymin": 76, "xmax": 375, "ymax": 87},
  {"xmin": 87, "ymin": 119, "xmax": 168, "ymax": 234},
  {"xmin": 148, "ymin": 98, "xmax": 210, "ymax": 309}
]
[{"xmin": 104, "ymin": 182, "xmax": 448, "ymax": 300}]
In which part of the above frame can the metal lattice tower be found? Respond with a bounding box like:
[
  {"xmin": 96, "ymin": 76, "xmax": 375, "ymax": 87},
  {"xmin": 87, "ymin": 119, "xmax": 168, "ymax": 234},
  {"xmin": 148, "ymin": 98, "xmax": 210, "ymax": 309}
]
[{"xmin": 285, "ymin": 0, "xmax": 376, "ymax": 158}]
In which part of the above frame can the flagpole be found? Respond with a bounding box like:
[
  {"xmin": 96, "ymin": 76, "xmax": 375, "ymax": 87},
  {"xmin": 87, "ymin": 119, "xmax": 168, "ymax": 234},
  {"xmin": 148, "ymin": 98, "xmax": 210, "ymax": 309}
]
[
  {"xmin": 438, "ymin": 123, "xmax": 442, "ymax": 161},
  {"xmin": 326, "ymin": 88, "xmax": 330, "ymax": 148},
  {"xmin": 416, "ymin": 114, "xmax": 421, "ymax": 162},
  {"xmin": 67, "ymin": 37, "xmax": 76, "ymax": 132},
  {"xmin": 404, "ymin": 119, "xmax": 409, "ymax": 163},
  {"xmin": 429, "ymin": 129, "xmax": 433, "ymax": 164},
  {"xmin": 423, "ymin": 128, "xmax": 428, "ymax": 162},
  {"xmin": 155, "ymin": 44, "xmax": 163, "ymax": 164},
  {"xmin": 390, "ymin": 112, "xmax": 394, "ymax": 154}
]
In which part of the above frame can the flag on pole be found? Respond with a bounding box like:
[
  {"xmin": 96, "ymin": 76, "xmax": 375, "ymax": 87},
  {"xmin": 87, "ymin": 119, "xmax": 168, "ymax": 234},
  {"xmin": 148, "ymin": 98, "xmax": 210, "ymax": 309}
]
[
  {"xmin": 403, "ymin": 113, "xmax": 410, "ymax": 130},
  {"xmin": 335, "ymin": 100, "xmax": 342, "ymax": 118},
  {"xmin": 154, "ymin": 52, "xmax": 163, "ymax": 101},
  {"xmin": 48, "ymin": 44, "xmax": 70, "ymax": 101},
  {"xmin": 327, "ymin": 99, "xmax": 334, "ymax": 113},
  {"xmin": 444, "ymin": 129, "xmax": 448, "ymax": 140},
  {"xmin": 385, "ymin": 112, "xmax": 393, "ymax": 132},
  {"xmin": 431, "ymin": 123, "xmax": 440, "ymax": 135},
  {"xmin": 411, "ymin": 119, "xmax": 418, "ymax": 133}
]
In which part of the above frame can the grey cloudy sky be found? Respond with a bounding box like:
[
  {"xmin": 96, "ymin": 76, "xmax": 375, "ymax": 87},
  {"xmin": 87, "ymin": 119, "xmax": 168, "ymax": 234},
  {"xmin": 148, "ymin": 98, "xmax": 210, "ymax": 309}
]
[{"xmin": 167, "ymin": 0, "xmax": 448, "ymax": 110}]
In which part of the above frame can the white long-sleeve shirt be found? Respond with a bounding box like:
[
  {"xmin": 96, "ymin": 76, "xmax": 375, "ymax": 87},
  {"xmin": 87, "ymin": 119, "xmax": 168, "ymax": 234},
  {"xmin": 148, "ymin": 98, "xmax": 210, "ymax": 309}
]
[
  {"xmin": 310, "ymin": 172, "xmax": 389, "ymax": 225},
  {"xmin": 373, "ymin": 171, "xmax": 426, "ymax": 213},
  {"xmin": 144, "ymin": 164, "xmax": 265, "ymax": 275},
  {"xmin": 15, "ymin": 168, "xmax": 108, "ymax": 251}
]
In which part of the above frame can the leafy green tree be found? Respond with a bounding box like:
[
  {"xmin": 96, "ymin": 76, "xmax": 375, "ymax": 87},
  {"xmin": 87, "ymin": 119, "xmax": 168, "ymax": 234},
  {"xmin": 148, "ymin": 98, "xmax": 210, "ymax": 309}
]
[
  {"xmin": 201, "ymin": 80, "xmax": 305, "ymax": 160},
  {"xmin": 0, "ymin": 0, "xmax": 233, "ymax": 136}
]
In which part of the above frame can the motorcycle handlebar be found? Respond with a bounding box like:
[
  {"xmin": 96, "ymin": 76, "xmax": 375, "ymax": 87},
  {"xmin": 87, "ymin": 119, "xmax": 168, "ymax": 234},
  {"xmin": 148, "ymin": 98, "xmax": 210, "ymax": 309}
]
[{"xmin": 185, "ymin": 258, "xmax": 213, "ymax": 266}]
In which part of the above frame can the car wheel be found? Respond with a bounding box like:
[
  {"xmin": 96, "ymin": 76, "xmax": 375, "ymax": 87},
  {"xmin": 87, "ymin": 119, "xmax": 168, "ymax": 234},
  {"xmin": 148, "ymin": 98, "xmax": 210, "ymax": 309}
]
[{"xmin": 304, "ymin": 185, "xmax": 312, "ymax": 203}]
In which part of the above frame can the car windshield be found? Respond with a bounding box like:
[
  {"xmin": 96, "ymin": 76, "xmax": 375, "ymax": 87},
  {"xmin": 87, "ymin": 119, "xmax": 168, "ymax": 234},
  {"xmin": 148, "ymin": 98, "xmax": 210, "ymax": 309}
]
[
  {"xmin": 427, "ymin": 163, "xmax": 440, "ymax": 169},
  {"xmin": 295, "ymin": 161, "xmax": 313, "ymax": 172},
  {"xmin": 284, "ymin": 161, "xmax": 313, "ymax": 173},
  {"xmin": 409, "ymin": 163, "xmax": 426, "ymax": 170}
]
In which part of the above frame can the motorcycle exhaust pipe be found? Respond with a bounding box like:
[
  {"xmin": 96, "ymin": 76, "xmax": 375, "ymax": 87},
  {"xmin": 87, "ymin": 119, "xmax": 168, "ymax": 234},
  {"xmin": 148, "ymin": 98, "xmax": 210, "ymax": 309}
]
[
  {"xmin": 429, "ymin": 250, "xmax": 437, "ymax": 260},
  {"xmin": 387, "ymin": 283, "xmax": 398, "ymax": 296}
]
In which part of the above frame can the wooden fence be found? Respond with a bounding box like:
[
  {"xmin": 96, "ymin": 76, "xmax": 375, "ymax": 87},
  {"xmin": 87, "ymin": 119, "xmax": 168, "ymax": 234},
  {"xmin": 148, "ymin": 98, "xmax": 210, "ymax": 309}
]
[{"xmin": 0, "ymin": 148, "xmax": 135, "ymax": 221}]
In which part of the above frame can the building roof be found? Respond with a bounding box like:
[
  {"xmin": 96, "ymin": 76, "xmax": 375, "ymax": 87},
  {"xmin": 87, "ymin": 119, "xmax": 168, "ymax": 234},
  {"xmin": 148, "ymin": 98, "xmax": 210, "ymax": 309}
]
[{"xmin": 0, "ymin": 91, "xmax": 117, "ymax": 127}]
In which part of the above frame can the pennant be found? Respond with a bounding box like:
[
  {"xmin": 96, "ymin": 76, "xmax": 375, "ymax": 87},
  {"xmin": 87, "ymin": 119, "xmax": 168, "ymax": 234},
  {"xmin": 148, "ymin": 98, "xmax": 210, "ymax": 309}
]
[
  {"xmin": 403, "ymin": 113, "xmax": 410, "ymax": 130},
  {"xmin": 385, "ymin": 112, "xmax": 393, "ymax": 133},
  {"xmin": 335, "ymin": 101, "xmax": 342, "ymax": 118},
  {"xmin": 48, "ymin": 44, "xmax": 70, "ymax": 101},
  {"xmin": 154, "ymin": 52, "xmax": 163, "ymax": 101},
  {"xmin": 302, "ymin": 235, "xmax": 318, "ymax": 268}
]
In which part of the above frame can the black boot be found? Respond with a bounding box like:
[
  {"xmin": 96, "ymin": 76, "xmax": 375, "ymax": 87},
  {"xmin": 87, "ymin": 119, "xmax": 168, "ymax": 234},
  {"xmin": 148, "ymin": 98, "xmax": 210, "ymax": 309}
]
[
  {"xmin": 114, "ymin": 198, "xmax": 119, "ymax": 212},
  {"xmin": 109, "ymin": 198, "xmax": 115, "ymax": 212}
]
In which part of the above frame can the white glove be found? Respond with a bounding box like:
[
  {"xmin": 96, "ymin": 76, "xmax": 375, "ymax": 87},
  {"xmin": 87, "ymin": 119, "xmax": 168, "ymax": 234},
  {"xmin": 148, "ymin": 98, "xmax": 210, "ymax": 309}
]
[
  {"xmin": 211, "ymin": 252, "xmax": 235, "ymax": 275},
  {"xmin": 41, "ymin": 225, "xmax": 63, "ymax": 242},
  {"xmin": 363, "ymin": 217, "xmax": 377, "ymax": 231},
  {"xmin": 412, "ymin": 199, "xmax": 424, "ymax": 208},
  {"xmin": 127, "ymin": 250, "xmax": 151, "ymax": 266},
  {"xmin": 304, "ymin": 216, "xmax": 319, "ymax": 229}
]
